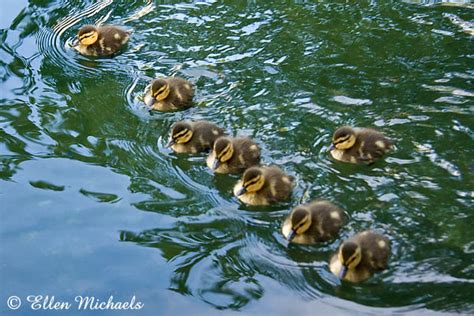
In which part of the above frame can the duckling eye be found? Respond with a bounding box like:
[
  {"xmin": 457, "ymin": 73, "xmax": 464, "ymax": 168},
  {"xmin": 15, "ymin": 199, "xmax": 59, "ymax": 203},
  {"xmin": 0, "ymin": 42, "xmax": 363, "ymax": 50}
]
[
  {"xmin": 345, "ymin": 253, "xmax": 359, "ymax": 265},
  {"xmin": 295, "ymin": 216, "xmax": 309, "ymax": 229}
]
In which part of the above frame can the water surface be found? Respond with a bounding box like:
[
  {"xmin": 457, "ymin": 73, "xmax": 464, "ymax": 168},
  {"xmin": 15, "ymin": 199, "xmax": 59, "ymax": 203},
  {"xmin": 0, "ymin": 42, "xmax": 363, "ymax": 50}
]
[{"xmin": 1, "ymin": 0, "xmax": 473, "ymax": 315}]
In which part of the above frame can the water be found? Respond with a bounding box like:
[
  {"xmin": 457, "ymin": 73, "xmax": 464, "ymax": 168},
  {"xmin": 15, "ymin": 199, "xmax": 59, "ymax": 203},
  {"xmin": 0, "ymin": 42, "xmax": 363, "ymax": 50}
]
[{"xmin": 1, "ymin": 0, "xmax": 473, "ymax": 315}]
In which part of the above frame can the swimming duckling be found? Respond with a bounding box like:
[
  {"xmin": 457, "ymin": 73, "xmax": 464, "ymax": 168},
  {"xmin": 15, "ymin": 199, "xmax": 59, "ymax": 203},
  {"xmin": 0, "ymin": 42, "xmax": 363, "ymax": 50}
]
[
  {"xmin": 329, "ymin": 230, "xmax": 391, "ymax": 283},
  {"xmin": 329, "ymin": 126, "xmax": 392, "ymax": 164},
  {"xmin": 282, "ymin": 200, "xmax": 346, "ymax": 244},
  {"xmin": 206, "ymin": 136, "xmax": 261, "ymax": 174},
  {"xmin": 144, "ymin": 77, "xmax": 194, "ymax": 111},
  {"xmin": 167, "ymin": 120, "xmax": 226, "ymax": 154},
  {"xmin": 233, "ymin": 166, "xmax": 293, "ymax": 206},
  {"xmin": 74, "ymin": 25, "xmax": 130, "ymax": 56}
]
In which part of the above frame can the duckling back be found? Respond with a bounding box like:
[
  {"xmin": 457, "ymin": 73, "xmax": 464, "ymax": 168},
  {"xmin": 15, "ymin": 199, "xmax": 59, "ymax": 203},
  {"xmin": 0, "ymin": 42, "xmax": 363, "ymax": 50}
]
[
  {"xmin": 207, "ymin": 137, "xmax": 260, "ymax": 173},
  {"xmin": 165, "ymin": 77, "xmax": 194, "ymax": 110},
  {"xmin": 170, "ymin": 120, "xmax": 225, "ymax": 154},
  {"xmin": 356, "ymin": 231, "xmax": 391, "ymax": 271},
  {"xmin": 264, "ymin": 167, "xmax": 293, "ymax": 203},
  {"xmin": 282, "ymin": 200, "xmax": 346, "ymax": 244}
]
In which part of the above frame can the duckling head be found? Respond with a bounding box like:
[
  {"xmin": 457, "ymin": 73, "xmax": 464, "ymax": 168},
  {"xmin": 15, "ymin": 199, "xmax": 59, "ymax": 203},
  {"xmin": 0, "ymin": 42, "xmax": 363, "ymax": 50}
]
[
  {"xmin": 211, "ymin": 137, "xmax": 234, "ymax": 170},
  {"xmin": 286, "ymin": 207, "xmax": 312, "ymax": 241},
  {"xmin": 145, "ymin": 79, "xmax": 170, "ymax": 107},
  {"xmin": 78, "ymin": 25, "xmax": 99, "ymax": 46},
  {"xmin": 236, "ymin": 167, "xmax": 265, "ymax": 196},
  {"xmin": 167, "ymin": 122, "xmax": 193, "ymax": 147},
  {"xmin": 337, "ymin": 241, "xmax": 362, "ymax": 279},
  {"xmin": 330, "ymin": 126, "xmax": 356, "ymax": 151}
]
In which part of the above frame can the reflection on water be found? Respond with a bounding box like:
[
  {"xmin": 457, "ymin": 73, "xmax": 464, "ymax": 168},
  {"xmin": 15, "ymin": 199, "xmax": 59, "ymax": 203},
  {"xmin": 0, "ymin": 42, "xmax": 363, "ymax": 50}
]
[
  {"xmin": 403, "ymin": 0, "xmax": 473, "ymax": 8},
  {"xmin": 1, "ymin": 0, "xmax": 473, "ymax": 314}
]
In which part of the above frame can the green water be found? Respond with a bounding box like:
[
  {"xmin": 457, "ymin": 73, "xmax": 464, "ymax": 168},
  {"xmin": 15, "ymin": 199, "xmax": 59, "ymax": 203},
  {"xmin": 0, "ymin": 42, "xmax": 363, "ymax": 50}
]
[{"xmin": 1, "ymin": 0, "xmax": 473, "ymax": 315}]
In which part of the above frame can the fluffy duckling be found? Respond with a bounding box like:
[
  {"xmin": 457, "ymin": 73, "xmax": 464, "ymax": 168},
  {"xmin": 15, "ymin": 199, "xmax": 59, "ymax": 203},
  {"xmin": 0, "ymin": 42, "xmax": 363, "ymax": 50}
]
[
  {"xmin": 74, "ymin": 25, "xmax": 130, "ymax": 56},
  {"xmin": 329, "ymin": 230, "xmax": 391, "ymax": 283},
  {"xmin": 167, "ymin": 120, "xmax": 225, "ymax": 154},
  {"xmin": 144, "ymin": 77, "xmax": 194, "ymax": 111},
  {"xmin": 206, "ymin": 136, "xmax": 261, "ymax": 174},
  {"xmin": 282, "ymin": 200, "xmax": 346, "ymax": 244},
  {"xmin": 329, "ymin": 126, "xmax": 392, "ymax": 164},
  {"xmin": 233, "ymin": 166, "xmax": 293, "ymax": 206}
]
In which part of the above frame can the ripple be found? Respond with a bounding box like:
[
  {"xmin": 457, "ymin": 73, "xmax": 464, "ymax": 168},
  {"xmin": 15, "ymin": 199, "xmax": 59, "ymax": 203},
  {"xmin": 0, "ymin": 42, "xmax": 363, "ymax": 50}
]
[
  {"xmin": 79, "ymin": 188, "xmax": 121, "ymax": 203},
  {"xmin": 333, "ymin": 95, "xmax": 373, "ymax": 106},
  {"xmin": 413, "ymin": 142, "xmax": 462, "ymax": 178},
  {"xmin": 29, "ymin": 180, "xmax": 65, "ymax": 192}
]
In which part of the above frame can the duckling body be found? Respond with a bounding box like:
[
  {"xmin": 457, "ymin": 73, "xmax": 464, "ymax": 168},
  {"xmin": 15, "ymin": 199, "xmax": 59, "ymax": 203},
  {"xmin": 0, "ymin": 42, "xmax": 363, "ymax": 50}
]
[
  {"xmin": 282, "ymin": 200, "xmax": 346, "ymax": 244},
  {"xmin": 144, "ymin": 77, "xmax": 194, "ymax": 111},
  {"xmin": 167, "ymin": 120, "xmax": 225, "ymax": 154},
  {"xmin": 329, "ymin": 230, "xmax": 390, "ymax": 283},
  {"xmin": 206, "ymin": 136, "xmax": 261, "ymax": 174},
  {"xmin": 233, "ymin": 166, "xmax": 293, "ymax": 206},
  {"xmin": 74, "ymin": 25, "xmax": 130, "ymax": 57},
  {"xmin": 330, "ymin": 126, "xmax": 392, "ymax": 164}
]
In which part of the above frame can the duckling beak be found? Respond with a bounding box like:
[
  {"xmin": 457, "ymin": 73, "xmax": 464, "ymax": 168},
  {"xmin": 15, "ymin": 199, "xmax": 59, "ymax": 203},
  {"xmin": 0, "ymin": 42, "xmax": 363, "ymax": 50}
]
[
  {"xmin": 286, "ymin": 230, "xmax": 296, "ymax": 242},
  {"xmin": 328, "ymin": 143, "xmax": 336, "ymax": 152},
  {"xmin": 338, "ymin": 265, "xmax": 348, "ymax": 279},
  {"xmin": 166, "ymin": 139, "xmax": 175, "ymax": 147},
  {"xmin": 144, "ymin": 95, "xmax": 156, "ymax": 108},
  {"xmin": 236, "ymin": 186, "xmax": 246, "ymax": 196},
  {"xmin": 211, "ymin": 159, "xmax": 220, "ymax": 170},
  {"xmin": 72, "ymin": 38, "xmax": 80, "ymax": 47}
]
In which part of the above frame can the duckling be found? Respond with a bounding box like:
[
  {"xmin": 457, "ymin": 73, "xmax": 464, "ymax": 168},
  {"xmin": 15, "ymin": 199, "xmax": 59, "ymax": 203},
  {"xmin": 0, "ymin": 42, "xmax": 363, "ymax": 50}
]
[
  {"xmin": 329, "ymin": 126, "xmax": 392, "ymax": 164},
  {"xmin": 233, "ymin": 166, "xmax": 293, "ymax": 206},
  {"xmin": 167, "ymin": 120, "xmax": 226, "ymax": 154},
  {"xmin": 329, "ymin": 230, "xmax": 391, "ymax": 283},
  {"xmin": 74, "ymin": 25, "xmax": 130, "ymax": 56},
  {"xmin": 206, "ymin": 136, "xmax": 261, "ymax": 174},
  {"xmin": 144, "ymin": 77, "xmax": 194, "ymax": 111},
  {"xmin": 282, "ymin": 200, "xmax": 346, "ymax": 244}
]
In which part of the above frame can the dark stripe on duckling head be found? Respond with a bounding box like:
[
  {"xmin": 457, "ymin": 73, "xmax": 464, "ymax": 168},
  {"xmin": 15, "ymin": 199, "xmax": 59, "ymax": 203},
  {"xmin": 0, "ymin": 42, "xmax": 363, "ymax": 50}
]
[
  {"xmin": 174, "ymin": 130, "xmax": 192, "ymax": 143},
  {"xmin": 341, "ymin": 241, "xmax": 359, "ymax": 262},
  {"xmin": 173, "ymin": 129, "xmax": 189, "ymax": 139},
  {"xmin": 334, "ymin": 135, "xmax": 351, "ymax": 145},
  {"xmin": 154, "ymin": 86, "xmax": 167, "ymax": 97},
  {"xmin": 244, "ymin": 177, "xmax": 260, "ymax": 187},
  {"xmin": 291, "ymin": 208, "xmax": 308, "ymax": 227},
  {"xmin": 79, "ymin": 32, "xmax": 96, "ymax": 40},
  {"xmin": 151, "ymin": 79, "xmax": 169, "ymax": 99},
  {"xmin": 214, "ymin": 138, "xmax": 231, "ymax": 159},
  {"xmin": 171, "ymin": 122, "xmax": 192, "ymax": 139},
  {"xmin": 217, "ymin": 144, "xmax": 233, "ymax": 161}
]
